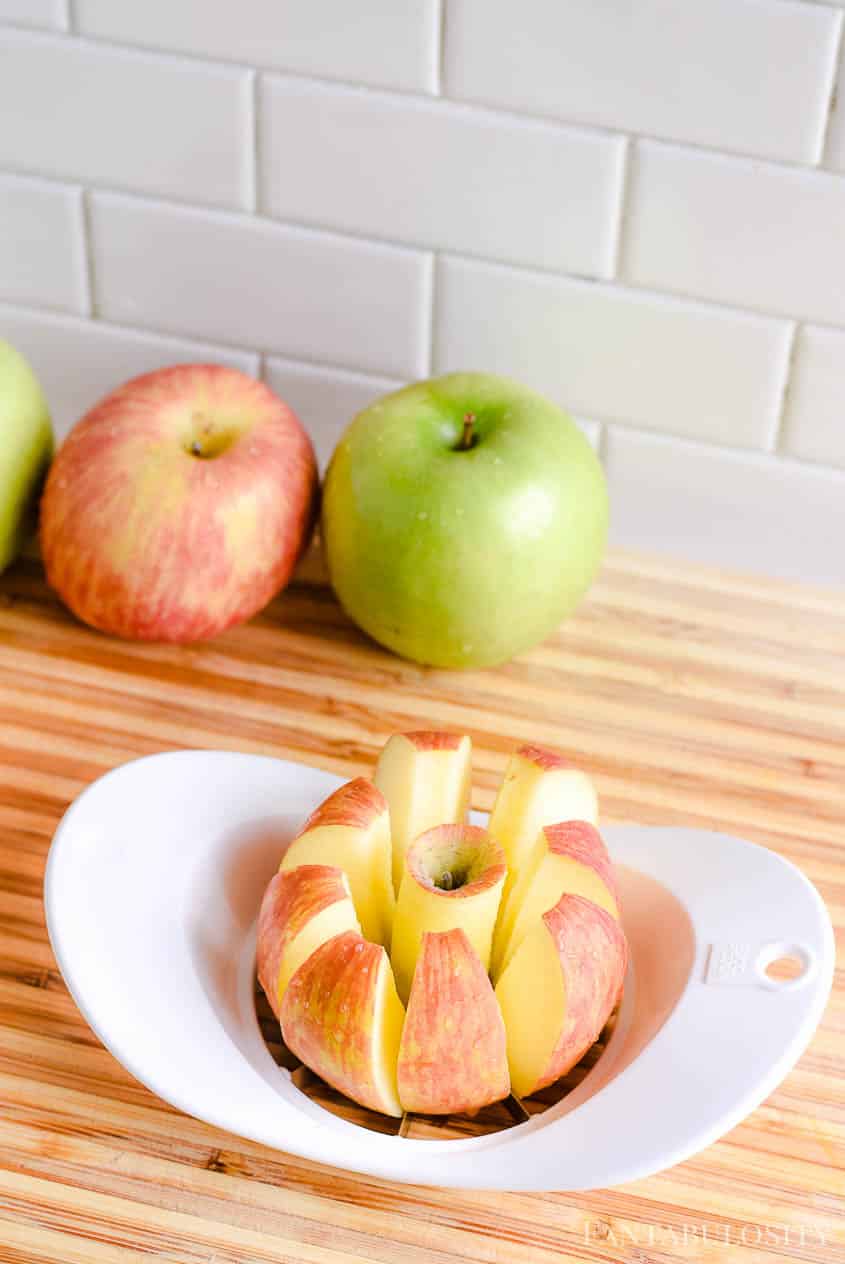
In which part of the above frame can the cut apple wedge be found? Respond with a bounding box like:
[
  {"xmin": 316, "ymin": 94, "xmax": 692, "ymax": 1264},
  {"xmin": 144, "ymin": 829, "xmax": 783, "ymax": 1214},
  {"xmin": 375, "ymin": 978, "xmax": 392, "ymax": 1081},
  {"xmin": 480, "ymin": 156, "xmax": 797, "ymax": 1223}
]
[
  {"xmin": 279, "ymin": 778, "xmax": 394, "ymax": 946},
  {"xmin": 256, "ymin": 865, "xmax": 360, "ymax": 1019},
  {"xmin": 390, "ymin": 824, "xmax": 505, "ymax": 1004},
  {"xmin": 496, "ymin": 892, "xmax": 627, "ymax": 1098},
  {"xmin": 397, "ymin": 928, "xmax": 509, "ymax": 1115},
  {"xmin": 493, "ymin": 820, "xmax": 618, "ymax": 981},
  {"xmin": 374, "ymin": 731, "xmax": 472, "ymax": 892},
  {"xmin": 280, "ymin": 929, "xmax": 405, "ymax": 1117}
]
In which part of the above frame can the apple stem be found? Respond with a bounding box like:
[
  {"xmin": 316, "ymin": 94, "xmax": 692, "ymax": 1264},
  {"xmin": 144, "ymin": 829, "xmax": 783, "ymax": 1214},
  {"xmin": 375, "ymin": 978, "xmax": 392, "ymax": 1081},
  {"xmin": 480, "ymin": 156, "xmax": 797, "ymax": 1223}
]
[
  {"xmin": 457, "ymin": 413, "xmax": 476, "ymax": 451},
  {"xmin": 437, "ymin": 870, "xmax": 455, "ymax": 891}
]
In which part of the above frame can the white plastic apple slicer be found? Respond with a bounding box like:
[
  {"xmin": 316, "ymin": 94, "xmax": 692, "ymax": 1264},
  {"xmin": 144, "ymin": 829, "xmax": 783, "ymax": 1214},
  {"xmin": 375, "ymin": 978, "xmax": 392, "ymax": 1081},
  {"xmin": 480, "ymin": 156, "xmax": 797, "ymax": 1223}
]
[{"xmin": 44, "ymin": 751, "xmax": 834, "ymax": 1191}]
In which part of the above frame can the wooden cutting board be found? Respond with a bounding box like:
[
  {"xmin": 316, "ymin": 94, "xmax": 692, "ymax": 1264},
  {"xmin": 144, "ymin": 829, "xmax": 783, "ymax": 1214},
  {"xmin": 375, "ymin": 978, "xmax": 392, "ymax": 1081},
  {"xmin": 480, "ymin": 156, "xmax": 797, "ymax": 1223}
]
[{"xmin": 0, "ymin": 548, "xmax": 842, "ymax": 1263}]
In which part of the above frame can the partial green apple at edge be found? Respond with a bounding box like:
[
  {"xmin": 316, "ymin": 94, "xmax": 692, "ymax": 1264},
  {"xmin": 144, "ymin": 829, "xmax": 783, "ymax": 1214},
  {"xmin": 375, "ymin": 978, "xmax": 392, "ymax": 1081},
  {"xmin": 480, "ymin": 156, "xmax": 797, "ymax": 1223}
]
[
  {"xmin": 0, "ymin": 341, "xmax": 53, "ymax": 574},
  {"xmin": 321, "ymin": 372, "xmax": 608, "ymax": 669}
]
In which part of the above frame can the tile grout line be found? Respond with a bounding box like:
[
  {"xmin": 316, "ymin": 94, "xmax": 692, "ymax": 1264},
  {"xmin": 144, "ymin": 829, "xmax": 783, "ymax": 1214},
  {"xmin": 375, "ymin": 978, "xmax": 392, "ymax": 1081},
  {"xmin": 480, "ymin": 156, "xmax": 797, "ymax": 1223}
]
[
  {"xmin": 424, "ymin": 252, "xmax": 437, "ymax": 377},
  {"xmin": 62, "ymin": 0, "xmax": 73, "ymax": 34},
  {"xmin": 768, "ymin": 322, "xmax": 801, "ymax": 456},
  {"xmin": 608, "ymin": 136, "xmax": 632, "ymax": 281},
  {"xmin": 79, "ymin": 189, "xmax": 98, "ymax": 319},
  {"xmin": 815, "ymin": 7, "xmax": 844, "ymax": 166},
  {"xmin": 246, "ymin": 69, "xmax": 259, "ymax": 214},
  {"xmin": 433, "ymin": 0, "xmax": 446, "ymax": 97}
]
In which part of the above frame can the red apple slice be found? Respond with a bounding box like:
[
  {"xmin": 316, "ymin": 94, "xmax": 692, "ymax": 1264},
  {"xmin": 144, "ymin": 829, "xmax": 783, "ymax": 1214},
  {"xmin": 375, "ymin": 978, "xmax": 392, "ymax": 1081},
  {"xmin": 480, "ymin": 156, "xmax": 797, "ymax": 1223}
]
[
  {"xmin": 390, "ymin": 823, "xmax": 505, "ymax": 1004},
  {"xmin": 496, "ymin": 893, "xmax": 627, "ymax": 1098},
  {"xmin": 493, "ymin": 820, "xmax": 618, "ymax": 981},
  {"xmin": 374, "ymin": 731, "xmax": 472, "ymax": 892},
  {"xmin": 256, "ymin": 865, "xmax": 359, "ymax": 1019},
  {"xmin": 397, "ymin": 928, "xmax": 509, "ymax": 1115},
  {"xmin": 280, "ymin": 930, "xmax": 405, "ymax": 1117},
  {"xmin": 280, "ymin": 778, "xmax": 393, "ymax": 946}
]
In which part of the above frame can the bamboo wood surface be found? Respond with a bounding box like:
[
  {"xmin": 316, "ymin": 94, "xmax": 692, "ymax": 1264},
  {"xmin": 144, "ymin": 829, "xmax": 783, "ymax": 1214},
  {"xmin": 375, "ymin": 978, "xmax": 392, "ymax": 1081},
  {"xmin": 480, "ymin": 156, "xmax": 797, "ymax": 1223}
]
[{"xmin": 0, "ymin": 549, "xmax": 842, "ymax": 1264}]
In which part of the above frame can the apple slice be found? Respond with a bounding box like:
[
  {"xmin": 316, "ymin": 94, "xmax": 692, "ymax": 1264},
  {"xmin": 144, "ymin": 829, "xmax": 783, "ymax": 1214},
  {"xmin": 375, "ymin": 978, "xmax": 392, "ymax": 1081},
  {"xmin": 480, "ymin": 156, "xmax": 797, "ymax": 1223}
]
[
  {"xmin": 256, "ymin": 865, "xmax": 360, "ymax": 1019},
  {"xmin": 374, "ymin": 731, "xmax": 472, "ymax": 892},
  {"xmin": 397, "ymin": 928, "xmax": 509, "ymax": 1115},
  {"xmin": 280, "ymin": 929, "xmax": 405, "ymax": 1117},
  {"xmin": 496, "ymin": 893, "xmax": 627, "ymax": 1098},
  {"xmin": 493, "ymin": 820, "xmax": 618, "ymax": 981},
  {"xmin": 390, "ymin": 824, "xmax": 505, "ymax": 1004},
  {"xmin": 280, "ymin": 778, "xmax": 394, "ymax": 946}
]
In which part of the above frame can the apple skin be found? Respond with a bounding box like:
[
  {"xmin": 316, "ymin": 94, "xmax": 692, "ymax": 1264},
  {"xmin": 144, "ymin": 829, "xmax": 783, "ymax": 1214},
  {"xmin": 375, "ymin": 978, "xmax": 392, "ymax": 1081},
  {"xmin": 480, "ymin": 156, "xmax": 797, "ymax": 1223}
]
[
  {"xmin": 0, "ymin": 341, "xmax": 52, "ymax": 574},
  {"xmin": 40, "ymin": 364, "xmax": 318, "ymax": 642},
  {"xmin": 397, "ymin": 927, "xmax": 509, "ymax": 1115},
  {"xmin": 321, "ymin": 372, "xmax": 607, "ymax": 668},
  {"xmin": 280, "ymin": 929, "xmax": 404, "ymax": 1117}
]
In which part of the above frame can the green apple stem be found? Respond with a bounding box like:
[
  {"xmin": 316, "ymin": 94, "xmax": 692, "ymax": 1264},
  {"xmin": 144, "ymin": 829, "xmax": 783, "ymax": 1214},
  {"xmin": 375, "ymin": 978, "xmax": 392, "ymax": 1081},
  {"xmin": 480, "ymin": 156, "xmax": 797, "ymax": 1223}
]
[{"xmin": 457, "ymin": 412, "xmax": 476, "ymax": 451}]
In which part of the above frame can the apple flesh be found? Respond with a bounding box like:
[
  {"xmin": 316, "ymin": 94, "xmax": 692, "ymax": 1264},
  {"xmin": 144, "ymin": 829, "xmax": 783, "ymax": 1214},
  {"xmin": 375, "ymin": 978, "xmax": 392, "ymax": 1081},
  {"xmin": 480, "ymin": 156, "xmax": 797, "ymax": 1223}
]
[
  {"xmin": 256, "ymin": 864, "xmax": 360, "ymax": 1019},
  {"xmin": 321, "ymin": 372, "xmax": 608, "ymax": 668},
  {"xmin": 280, "ymin": 778, "xmax": 394, "ymax": 947},
  {"xmin": 40, "ymin": 364, "xmax": 318, "ymax": 641},
  {"xmin": 488, "ymin": 744, "xmax": 598, "ymax": 976},
  {"xmin": 280, "ymin": 929, "xmax": 405, "ymax": 1117},
  {"xmin": 390, "ymin": 824, "xmax": 505, "ymax": 1004},
  {"xmin": 374, "ymin": 730, "xmax": 472, "ymax": 892},
  {"xmin": 0, "ymin": 341, "xmax": 52, "ymax": 573},
  {"xmin": 496, "ymin": 893, "xmax": 627, "ymax": 1098},
  {"xmin": 397, "ymin": 927, "xmax": 509, "ymax": 1115},
  {"xmin": 493, "ymin": 820, "xmax": 618, "ymax": 981}
]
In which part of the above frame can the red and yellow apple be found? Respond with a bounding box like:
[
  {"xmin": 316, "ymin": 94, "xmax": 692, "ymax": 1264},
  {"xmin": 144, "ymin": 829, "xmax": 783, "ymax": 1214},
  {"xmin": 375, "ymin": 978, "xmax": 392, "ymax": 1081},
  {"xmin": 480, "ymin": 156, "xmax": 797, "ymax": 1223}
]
[
  {"xmin": 495, "ymin": 893, "xmax": 627, "ymax": 1098},
  {"xmin": 279, "ymin": 777, "xmax": 394, "ymax": 947},
  {"xmin": 390, "ymin": 824, "xmax": 505, "ymax": 1004},
  {"xmin": 257, "ymin": 734, "xmax": 626, "ymax": 1119},
  {"xmin": 280, "ymin": 929, "xmax": 405, "ymax": 1118},
  {"xmin": 256, "ymin": 864, "xmax": 359, "ymax": 1019},
  {"xmin": 40, "ymin": 364, "xmax": 318, "ymax": 641},
  {"xmin": 374, "ymin": 731, "xmax": 472, "ymax": 892},
  {"xmin": 397, "ymin": 928, "xmax": 509, "ymax": 1114}
]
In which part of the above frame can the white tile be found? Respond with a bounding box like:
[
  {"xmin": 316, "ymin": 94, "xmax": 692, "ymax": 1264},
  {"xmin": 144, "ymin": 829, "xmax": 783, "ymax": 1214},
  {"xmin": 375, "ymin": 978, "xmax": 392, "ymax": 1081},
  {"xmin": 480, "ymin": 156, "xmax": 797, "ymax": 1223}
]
[
  {"xmin": 0, "ymin": 173, "xmax": 86, "ymax": 312},
  {"xmin": 780, "ymin": 325, "xmax": 845, "ymax": 469},
  {"xmin": 90, "ymin": 193, "xmax": 429, "ymax": 379},
  {"xmin": 573, "ymin": 417, "xmax": 602, "ymax": 451},
  {"xmin": 75, "ymin": 0, "xmax": 438, "ymax": 93},
  {"xmin": 0, "ymin": 0, "xmax": 66, "ymax": 29},
  {"xmin": 260, "ymin": 78, "xmax": 624, "ymax": 277},
  {"xmin": 624, "ymin": 140, "xmax": 845, "ymax": 328},
  {"xmin": 0, "ymin": 30, "xmax": 251, "ymax": 208},
  {"xmin": 444, "ymin": 0, "xmax": 840, "ymax": 164},
  {"xmin": 824, "ymin": 38, "xmax": 845, "ymax": 171},
  {"xmin": 0, "ymin": 305, "xmax": 259, "ymax": 441},
  {"xmin": 264, "ymin": 358, "xmax": 403, "ymax": 471},
  {"xmin": 435, "ymin": 256, "xmax": 790, "ymax": 450},
  {"xmin": 604, "ymin": 426, "xmax": 845, "ymax": 587}
]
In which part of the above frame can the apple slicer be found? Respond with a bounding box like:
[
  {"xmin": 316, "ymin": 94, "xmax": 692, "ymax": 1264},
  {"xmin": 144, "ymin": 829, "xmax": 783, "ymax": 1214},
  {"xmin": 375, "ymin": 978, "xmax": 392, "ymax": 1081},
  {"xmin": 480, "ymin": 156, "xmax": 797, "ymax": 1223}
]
[{"xmin": 44, "ymin": 750, "xmax": 834, "ymax": 1192}]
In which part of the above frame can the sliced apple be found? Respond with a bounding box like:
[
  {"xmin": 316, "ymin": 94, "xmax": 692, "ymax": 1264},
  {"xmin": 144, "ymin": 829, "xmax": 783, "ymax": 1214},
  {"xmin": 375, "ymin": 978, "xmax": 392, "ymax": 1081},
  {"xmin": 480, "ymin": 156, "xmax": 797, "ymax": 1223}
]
[
  {"xmin": 256, "ymin": 865, "xmax": 360, "ymax": 1019},
  {"xmin": 390, "ymin": 823, "xmax": 505, "ymax": 1004},
  {"xmin": 374, "ymin": 731, "xmax": 472, "ymax": 892},
  {"xmin": 397, "ymin": 928, "xmax": 509, "ymax": 1115},
  {"xmin": 280, "ymin": 929, "xmax": 405, "ymax": 1117},
  {"xmin": 493, "ymin": 820, "xmax": 618, "ymax": 981},
  {"xmin": 496, "ymin": 892, "xmax": 627, "ymax": 1098},
  {"xmin": 280, "ymin": 778, "xmax": 393, "ymax": 946}
]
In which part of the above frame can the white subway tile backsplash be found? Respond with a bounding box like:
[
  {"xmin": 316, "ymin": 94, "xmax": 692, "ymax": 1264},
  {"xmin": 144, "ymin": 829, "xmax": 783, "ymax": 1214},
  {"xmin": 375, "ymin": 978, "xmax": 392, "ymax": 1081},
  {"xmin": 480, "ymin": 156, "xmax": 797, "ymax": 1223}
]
[
  {"xmin": 780, "ymin": 325, "xmax": 845, "ymax": 470},
  {"xmin": 823, "ymin": 39, "xmax": 845, "ymax": 171},
  {"xmin": 444, "ymin": 0, "xmax": 840, "ymax": 164},
  {"xmin": 74, "ymin": 0, "xmax": 439, "ymax": 94},
  {"xmin": 604, "ymin": 426, "xmax": 845, "ymax": 587},
  {"xmin": 90, "ymin": 194, "xmax": 429, "ymax": 379},
  {"xmin": 0, "ymin": 305, "xmax": 259, "ymax": 440},
  {"xmin": 624, "ymin": 141, "xmax": 845, "ymax": 328},
  {"xmin": 0, "ymin": 0, "xmax": 66, "ymax": 29},
  {"xmin": 260, "ymin": 78, "xmax": 624, "ymax": 277},
  {"xmin": 0, "ymin": 173, "xmax": 86, "ymax": 313},
  {"xmin": 435, "ymin": 256, "xmax": 791, "ymax": 450},
  {"xmin": 0, "ymin": 30, "xmax": 252, "ymax": 208},
  {"xmin": 264, "ymin": 357, "xmax": 402, "ymax": 471}
]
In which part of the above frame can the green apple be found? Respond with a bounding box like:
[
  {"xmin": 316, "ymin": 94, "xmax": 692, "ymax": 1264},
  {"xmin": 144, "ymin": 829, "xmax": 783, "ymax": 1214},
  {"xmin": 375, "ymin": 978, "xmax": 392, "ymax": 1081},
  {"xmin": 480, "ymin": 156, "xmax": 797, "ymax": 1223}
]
[
  {"xmin": 0, "ymin": 341, "xmax": 52, "ymax": 574},
  {"xmin": 321, "ymin": 372, "xmax": 608, "ymax": 668}
]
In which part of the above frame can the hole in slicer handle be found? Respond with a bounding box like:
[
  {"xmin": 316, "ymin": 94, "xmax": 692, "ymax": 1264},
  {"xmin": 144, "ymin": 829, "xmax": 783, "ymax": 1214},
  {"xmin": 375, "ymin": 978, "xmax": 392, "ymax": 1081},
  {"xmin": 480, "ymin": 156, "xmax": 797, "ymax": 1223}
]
[{"xmin": 705, "ymin": 940, "xmax": 816, "ymax": 990}]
